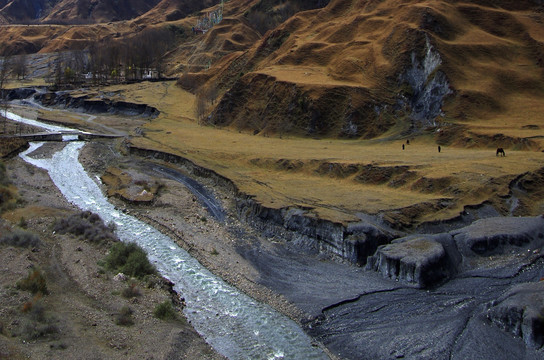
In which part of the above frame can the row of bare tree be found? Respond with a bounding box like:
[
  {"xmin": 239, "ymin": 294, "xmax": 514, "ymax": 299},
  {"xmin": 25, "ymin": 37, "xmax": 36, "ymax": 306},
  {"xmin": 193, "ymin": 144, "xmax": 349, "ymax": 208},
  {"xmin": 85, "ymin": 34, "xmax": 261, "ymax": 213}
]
[
  {"xmin": 0, "ymin": 25, "xmax": 185, "ymax": 89},
  {"xmin": 86, "ymin": 26, "xmax": 182, "ymax": 84}
]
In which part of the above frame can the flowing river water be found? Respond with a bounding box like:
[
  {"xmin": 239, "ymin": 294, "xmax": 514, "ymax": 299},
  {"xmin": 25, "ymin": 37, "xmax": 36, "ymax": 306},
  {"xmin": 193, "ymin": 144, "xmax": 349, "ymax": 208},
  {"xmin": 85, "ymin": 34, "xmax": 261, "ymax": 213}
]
[{"xmin": 9, "ymin": 110, "xmax": 329, "ymax": 360}]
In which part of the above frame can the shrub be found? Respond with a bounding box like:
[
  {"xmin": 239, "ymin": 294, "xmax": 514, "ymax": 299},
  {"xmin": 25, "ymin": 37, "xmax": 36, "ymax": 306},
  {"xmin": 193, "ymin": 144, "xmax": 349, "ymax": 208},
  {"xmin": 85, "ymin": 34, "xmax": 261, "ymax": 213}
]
[
  {"xmin": 17, "ymin": 295, "xmax": 58, "ymax": 340},
  {"xmin": 0, "ymin": 185, "xmax": 17, "ymax": 213},
  {"xmin": 0, "ymin": 229, "xmax": 41, "ymax": 248},
  {"xmin": 26, "ymin": 296, "xmax": 46, "ymax": 323},
  {"xmin": 21, "ymin": 320, "xmax": 58, "ymax": 340},
  {"xmin": 121, "ymin": 283, "xmax": 141, "ymax": 298},
  {"xmin": 153, "ymin": 300, "xmax": 177, "ymax": 320},
  {"xmin": 115, "ymin": 305, "xmax": 134, "ymax": 326},
  {"xmin": 17, "ymin": 268, "xmax": 49, "ymax": 295},
  {"xmin": 0, "ymin": 162, "xmax": 8, "ymax": 186},
  {"xmin": 50, "ymin": 342, "xmax": 68, "ymax": 350},
  {"xmin": 18, "ymin": 216, "xmax": 28, "ymax": 229},
  {"xmin": 104, "ymin": 242, "xmax": 156, "ymax": 279},
  {"xmin": 53, "ymin": 211, "xmax": 117, "ymax": 245}
]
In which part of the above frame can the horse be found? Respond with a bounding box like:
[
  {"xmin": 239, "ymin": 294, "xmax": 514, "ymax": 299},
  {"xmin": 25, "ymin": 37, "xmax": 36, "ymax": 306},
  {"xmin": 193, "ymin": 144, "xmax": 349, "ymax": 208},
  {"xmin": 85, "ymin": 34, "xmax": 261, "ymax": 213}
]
[{"xmin": 496, "ymin": 148, "xmax": 506, "ymax": 157}]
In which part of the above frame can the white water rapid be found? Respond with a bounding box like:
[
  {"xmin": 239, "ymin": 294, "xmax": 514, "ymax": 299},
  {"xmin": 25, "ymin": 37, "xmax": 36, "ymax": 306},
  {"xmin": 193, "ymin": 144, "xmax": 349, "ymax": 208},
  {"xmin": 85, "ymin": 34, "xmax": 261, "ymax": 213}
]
[{"xmin": 13, "ymin": 110, "xmax": 328, "ymax": 360}]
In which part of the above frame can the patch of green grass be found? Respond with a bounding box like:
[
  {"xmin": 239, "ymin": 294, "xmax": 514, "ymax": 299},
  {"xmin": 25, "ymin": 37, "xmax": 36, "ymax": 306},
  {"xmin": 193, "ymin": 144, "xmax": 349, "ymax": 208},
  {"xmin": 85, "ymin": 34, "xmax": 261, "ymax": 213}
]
[{"xmin": 104, "ymin": 242, "xmax": 156, "ymax": 279}]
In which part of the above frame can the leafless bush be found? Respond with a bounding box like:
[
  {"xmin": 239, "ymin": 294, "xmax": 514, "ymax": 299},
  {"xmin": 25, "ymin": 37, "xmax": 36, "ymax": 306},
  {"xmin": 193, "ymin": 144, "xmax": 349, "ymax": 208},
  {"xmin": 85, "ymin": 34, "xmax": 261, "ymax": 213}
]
[
  {"xmin": 53, "ymin": 211, "xmax": 117, "ymax": 245},
  {"xmin": 115, "ymin": 305, "xmax": 134, "ymax": 326},
  {"xmin": 0, "ymin": 229, "xmax": 41, "ymax": 248},
  {"xmin": 16, "ymin": 268, "xmax": 49, "ymax": 295},
  {"xmin": 122, "ymin": 282, "xmax": 142, "ymax": 298}
]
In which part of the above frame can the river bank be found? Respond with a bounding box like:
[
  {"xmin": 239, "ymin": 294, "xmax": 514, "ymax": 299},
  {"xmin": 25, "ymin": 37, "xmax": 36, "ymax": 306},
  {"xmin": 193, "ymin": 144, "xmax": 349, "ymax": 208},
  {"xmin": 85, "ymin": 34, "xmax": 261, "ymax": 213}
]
[
  {"xmin": 3, "ymin": 102, "xmax": 544, "ymax": 359},
  {"xmin": 8, "ymin": 133, "xmax": 330, "ymax": 358},
  {"xmin": 1, "ymin": 144, "xmax": 224, "ymax": 360}
]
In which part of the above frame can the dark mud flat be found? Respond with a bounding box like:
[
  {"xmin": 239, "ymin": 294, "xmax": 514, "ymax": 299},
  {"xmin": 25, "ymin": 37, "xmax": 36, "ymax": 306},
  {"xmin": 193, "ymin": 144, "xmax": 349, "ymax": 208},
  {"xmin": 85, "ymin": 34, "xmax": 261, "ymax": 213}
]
[
  {"xmin": 307, "ymin": 272, "xmax": 544, "ymax": 360},
  {"xmin": 147, "ymin": 163, "xmax": 226, "ymax": 222},
  {"xmin": 238, "ymin": 223, "xmax": 544, "ymax": 360}
]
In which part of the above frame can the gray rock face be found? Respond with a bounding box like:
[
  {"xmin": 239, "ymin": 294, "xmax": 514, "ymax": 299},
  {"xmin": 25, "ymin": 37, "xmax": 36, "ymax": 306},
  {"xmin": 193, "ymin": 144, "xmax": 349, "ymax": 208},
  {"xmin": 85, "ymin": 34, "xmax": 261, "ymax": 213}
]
[
  {"xmin": 451, "ymin": 216, "xmax": 544, "ymax": 256},
  {"xmin": 401, "ymin": 35, "xmax": 452, "ymax": 126},
  {"xmin": 367, "ymin": 216, "xmax": 544, "ymax": 287},
  {"xmin": 486, "ymin": 282, "xmax": 544, "ymax": 348},
  {"xmin": 366, "ymin": 237, "xmax": 449, "ymax": 288}
]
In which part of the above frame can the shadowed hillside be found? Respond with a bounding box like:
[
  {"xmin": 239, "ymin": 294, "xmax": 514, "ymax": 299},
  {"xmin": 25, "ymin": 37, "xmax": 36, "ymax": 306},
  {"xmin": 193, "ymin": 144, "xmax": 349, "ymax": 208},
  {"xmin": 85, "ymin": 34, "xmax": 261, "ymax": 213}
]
[{"xmin": 0, "ymin": 0, "xmax": 220, "ymax": 24}]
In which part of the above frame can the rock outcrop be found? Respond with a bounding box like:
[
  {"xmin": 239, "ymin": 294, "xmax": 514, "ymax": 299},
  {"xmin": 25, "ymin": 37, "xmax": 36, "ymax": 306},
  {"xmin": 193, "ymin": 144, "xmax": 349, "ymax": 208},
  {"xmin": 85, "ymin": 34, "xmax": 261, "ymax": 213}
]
[
  {"xmin": 399, "ymin": 35, "xmax": 452, "ymax": 127},
  {"xmin": 366, "ymin": 216, "xmax": 544, "ymax": 288},
  {"xmin": 486, "ymin": 281, "xmax": 544, "ymax": 349},
  {"xmin": 366, "ymin": 236, "xmax": 450, "ymax": 288},
  {"xmin": 34, "ymin": 92, "xmax": 159, "ymax": 117},
  {"xmin": 451, "ymin": 216, "xmax": 544, "ymax": 257}
]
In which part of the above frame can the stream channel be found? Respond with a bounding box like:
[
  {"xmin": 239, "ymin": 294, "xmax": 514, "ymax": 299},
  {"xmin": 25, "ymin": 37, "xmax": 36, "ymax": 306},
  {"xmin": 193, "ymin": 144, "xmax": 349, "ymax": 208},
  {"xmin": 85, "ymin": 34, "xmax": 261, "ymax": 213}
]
[{"xmin": 9, "ymin": 110, "xmax": 329, "ymax": 360}]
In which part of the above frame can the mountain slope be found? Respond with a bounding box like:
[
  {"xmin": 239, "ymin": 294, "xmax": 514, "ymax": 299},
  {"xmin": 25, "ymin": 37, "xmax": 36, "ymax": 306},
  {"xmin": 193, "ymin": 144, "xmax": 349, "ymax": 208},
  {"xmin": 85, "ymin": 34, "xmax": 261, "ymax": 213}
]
[
  {"xmin": 0, "ymin": 0, "xmax": 219, "ymax": 24},
  {"xmin": 192, "ymin": 0, "xmax": 544, "ymax": 141}
]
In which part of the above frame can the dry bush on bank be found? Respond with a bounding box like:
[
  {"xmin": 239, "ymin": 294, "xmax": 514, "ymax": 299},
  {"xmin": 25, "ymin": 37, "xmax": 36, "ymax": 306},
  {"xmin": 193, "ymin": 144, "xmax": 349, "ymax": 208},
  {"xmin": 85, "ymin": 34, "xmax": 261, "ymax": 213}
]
[
  {"xmin": 122, "ymin": 282, "xmax": 142, "ymax": 298},
  {"xmin": 0, "ymin": 161, "xmax": 18, "ymax": 212},
  {"xmin": 53, "ymin": 211, "xmax": 117, "ymax": 245}
]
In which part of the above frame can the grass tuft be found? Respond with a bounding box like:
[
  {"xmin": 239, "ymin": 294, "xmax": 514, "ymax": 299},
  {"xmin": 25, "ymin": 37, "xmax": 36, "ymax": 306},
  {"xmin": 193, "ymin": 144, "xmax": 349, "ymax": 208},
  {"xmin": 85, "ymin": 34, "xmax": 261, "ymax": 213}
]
[
  {"xmin": 121, "ymin": 282, "xmax": 141, "ymax": 298},
  {"xmin": 115, "ymin": 305, "xmax": 134, "ymax": 326}
]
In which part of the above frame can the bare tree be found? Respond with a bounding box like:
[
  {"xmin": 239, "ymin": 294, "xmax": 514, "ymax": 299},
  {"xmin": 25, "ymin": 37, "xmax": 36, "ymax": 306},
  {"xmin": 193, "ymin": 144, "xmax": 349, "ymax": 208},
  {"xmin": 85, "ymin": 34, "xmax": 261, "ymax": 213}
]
[
  {"xmin": 13, "ymin": 54, "xmax": 27, "ymax": 80},
  {"xmin": 0, "ymin": 55, "xmax": 12, "ymax": 134},
  {"xmin": 195, "ymin": 90, "xmax": 208, "ymax": 123}
]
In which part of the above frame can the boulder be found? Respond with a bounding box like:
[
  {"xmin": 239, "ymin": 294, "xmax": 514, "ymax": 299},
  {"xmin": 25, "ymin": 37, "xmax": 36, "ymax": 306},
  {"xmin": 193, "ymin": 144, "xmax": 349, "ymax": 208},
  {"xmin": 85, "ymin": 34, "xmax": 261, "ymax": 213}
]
[
  {"xmin": 113, "ymin": 273, "xmax": 127, "ymax": 282},
  {"xmin": 366, "ymin": 237, "xmax": 449, "ymax": 288},
  {"xmin": 486, "ymin": 281, "xmax": 544, "ymax": 348}
]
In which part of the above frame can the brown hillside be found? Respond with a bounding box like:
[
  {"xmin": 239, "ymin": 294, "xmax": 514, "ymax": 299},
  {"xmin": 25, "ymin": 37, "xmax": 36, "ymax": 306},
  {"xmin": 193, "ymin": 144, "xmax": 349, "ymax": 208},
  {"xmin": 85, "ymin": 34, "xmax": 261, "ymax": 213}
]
[{"xmin": 187, "ymin": 0, "xmax": 544, "ymax": 141}]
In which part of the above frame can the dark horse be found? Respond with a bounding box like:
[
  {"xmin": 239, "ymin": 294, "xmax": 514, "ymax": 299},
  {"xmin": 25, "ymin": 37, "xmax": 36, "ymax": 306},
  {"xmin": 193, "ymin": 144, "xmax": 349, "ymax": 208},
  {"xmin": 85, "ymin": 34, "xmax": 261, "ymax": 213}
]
[{"xmin": 496, "ymin": 148, "xmax": 506, "ymax": 157}]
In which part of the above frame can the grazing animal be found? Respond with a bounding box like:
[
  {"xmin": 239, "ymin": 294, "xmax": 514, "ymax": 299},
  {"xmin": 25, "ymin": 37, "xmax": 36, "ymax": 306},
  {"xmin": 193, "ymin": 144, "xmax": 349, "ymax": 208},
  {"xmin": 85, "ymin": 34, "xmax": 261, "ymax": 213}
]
[{"xmin": 496, "ymin": 148, "xmax": 506, "ymax": 157}]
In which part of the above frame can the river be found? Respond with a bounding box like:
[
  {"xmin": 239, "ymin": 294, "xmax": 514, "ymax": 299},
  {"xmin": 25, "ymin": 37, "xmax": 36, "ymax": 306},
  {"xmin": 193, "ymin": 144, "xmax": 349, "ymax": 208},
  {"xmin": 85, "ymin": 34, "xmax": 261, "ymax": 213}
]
[{"xmin": 11, "ymin": 110, "xmax": 328, "ymax": 360}]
